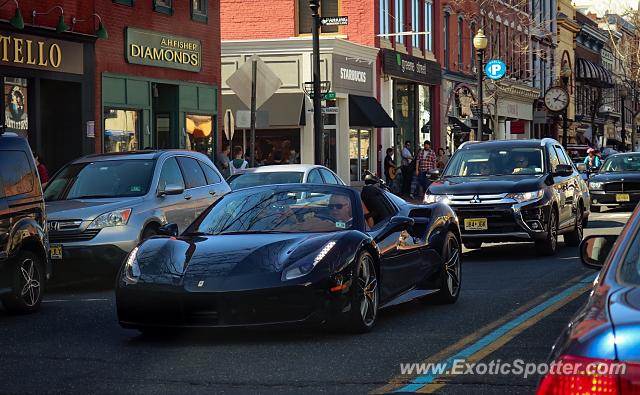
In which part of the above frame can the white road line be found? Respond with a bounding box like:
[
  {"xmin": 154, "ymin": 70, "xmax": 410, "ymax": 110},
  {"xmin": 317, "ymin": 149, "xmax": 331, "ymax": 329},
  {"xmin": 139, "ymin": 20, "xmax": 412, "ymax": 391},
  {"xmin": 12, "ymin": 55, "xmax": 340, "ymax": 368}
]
[{"xmin": 43, "ymin": 298, "xmax": 109, "ymax": 303}]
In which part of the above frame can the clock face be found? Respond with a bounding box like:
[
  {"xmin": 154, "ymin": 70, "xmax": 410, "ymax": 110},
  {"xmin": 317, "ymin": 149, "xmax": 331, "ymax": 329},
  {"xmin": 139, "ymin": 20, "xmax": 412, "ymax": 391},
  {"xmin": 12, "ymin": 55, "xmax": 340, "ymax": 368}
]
[{"xmin": 544, "ymin": 87, "xmax": 569, "ymax": 112}]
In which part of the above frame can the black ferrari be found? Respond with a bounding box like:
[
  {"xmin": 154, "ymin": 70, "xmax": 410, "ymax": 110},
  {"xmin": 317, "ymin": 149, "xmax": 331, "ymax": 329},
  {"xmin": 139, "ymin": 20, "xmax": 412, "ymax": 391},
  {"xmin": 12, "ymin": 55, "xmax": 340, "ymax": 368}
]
[{"xmin": 115, "ymin": 182, "xmax": 461, "ymax": 333}]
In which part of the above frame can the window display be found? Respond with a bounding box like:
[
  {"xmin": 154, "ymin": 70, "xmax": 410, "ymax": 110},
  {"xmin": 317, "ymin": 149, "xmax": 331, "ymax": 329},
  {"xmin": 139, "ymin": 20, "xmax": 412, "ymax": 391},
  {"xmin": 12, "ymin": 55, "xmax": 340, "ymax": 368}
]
[{"xmin": 104, "ymin": 109, "xmax": 139, "ymax": 153}]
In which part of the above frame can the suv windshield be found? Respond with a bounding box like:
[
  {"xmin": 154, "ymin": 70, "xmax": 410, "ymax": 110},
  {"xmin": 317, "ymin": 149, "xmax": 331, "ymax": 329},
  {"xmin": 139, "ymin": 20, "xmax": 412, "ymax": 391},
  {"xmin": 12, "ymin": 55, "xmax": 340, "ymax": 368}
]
[
  {"xmin": 444, "ymin": 147, "xmax": 545, "ymax": 177},
  {"xmin": 44, "ymin": 159, "xmax": 156, "ymax": 201},
  {"xmin": 228, "ymin": 172, "xmax": 304, "ymax": 190},
  {"xmin": 190, "ymin": 188, "xmax": 355, "ymax": 234},
  {"xmin": 600, "ymin": 154, "xmax": 640, "ymax": 173}
]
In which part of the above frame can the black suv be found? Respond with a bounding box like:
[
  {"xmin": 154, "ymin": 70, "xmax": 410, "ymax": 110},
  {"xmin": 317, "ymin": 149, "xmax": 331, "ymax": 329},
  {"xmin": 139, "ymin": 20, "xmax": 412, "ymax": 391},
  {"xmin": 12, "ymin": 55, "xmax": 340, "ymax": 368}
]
[
  {"xmin": 0, "ymin": 132, "xmax": 49, "ymax": 312},
  {"xmin": 424, "ymin": 139, "xmax": 590, "ymax": 255}
]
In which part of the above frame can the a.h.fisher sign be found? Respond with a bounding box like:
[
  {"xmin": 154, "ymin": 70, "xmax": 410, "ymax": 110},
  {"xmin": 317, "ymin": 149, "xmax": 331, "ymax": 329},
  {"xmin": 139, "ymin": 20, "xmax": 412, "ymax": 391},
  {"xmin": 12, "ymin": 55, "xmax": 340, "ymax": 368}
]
[{"xmin": 125, "ymin": 28, "xmax": 201, "ymax": 72}]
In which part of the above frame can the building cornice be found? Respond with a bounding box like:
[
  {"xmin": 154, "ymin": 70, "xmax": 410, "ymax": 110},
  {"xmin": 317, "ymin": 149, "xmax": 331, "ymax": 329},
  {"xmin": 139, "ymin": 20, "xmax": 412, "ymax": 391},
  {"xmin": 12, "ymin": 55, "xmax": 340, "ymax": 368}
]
[
  {"xmin": 221, "ymin": 37, "xmax": 379, "ymax": 61},
  {"xmin": 558, "ymin": 14, "xmax": 581, "ymax": 34}
]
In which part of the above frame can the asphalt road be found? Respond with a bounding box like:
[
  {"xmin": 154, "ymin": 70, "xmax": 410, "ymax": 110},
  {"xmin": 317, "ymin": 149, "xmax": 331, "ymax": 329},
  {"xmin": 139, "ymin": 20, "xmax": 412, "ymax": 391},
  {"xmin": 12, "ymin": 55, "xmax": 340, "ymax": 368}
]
[{"xmin": 0, "ymin": 210, "xmax": 630, "ymax": 395}]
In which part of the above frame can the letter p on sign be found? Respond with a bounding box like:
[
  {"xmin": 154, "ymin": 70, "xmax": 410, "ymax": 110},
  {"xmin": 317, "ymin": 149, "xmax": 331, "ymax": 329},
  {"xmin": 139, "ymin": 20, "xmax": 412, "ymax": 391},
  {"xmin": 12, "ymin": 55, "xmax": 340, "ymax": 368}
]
[{"xmin": 485, "ymin": 60, "xmax": 507, "ymax": 80}]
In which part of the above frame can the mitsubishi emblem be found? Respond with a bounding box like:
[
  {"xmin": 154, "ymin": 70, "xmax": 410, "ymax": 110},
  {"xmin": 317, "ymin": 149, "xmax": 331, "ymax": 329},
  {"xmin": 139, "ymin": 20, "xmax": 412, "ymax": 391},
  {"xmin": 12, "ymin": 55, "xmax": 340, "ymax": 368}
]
[
  {"xmin": 470, "ymin": 195, "xmax": 481, "ymax": 204},
  {"xmin": 197, "ymin": 280, "xmax": 205, "ymax": 287}
]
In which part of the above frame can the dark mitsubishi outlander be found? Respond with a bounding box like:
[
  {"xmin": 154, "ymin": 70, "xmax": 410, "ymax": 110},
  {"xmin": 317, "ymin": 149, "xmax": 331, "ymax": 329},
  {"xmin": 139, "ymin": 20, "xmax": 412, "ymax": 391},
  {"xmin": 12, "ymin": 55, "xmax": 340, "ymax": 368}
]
[{"xmin": 424, "ymin": 138, "xmax": 590, "ymax": 255}]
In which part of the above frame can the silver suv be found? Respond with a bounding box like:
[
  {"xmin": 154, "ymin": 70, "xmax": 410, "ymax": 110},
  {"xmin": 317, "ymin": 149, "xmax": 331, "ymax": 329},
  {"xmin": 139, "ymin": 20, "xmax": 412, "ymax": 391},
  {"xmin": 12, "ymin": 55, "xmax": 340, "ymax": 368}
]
[{"xmin": 43, "ymin": 150, "xmax": 230, "ymax": 275}]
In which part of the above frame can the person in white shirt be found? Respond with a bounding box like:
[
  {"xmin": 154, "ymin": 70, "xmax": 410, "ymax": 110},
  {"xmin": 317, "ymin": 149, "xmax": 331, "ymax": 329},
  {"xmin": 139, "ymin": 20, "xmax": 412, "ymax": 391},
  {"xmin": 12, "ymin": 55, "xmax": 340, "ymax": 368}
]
[{"xmin": 229, "ymin": 146, "xmax": 248, "ymax": 175}]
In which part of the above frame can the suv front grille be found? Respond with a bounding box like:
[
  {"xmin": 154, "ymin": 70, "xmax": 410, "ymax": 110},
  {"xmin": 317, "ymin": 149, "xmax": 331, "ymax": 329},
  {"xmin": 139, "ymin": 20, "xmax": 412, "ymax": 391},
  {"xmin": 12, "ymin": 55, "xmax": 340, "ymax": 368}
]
[
  {"xmin": 604, "ymin": 182, "xmax": 640, "ymax": 193},
  {"xmin": 49, "ymin": 229, "xmax": 101, "ymax": 243}
]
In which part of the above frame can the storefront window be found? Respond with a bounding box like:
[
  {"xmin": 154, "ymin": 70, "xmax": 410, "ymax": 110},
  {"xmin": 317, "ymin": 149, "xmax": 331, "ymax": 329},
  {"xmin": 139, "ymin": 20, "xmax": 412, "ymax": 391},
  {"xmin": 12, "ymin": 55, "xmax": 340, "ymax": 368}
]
[
  {"xmin": 104, "ymin": 109, "xmax": 139, "ymax": 153},
  {"xmin": 393, "ymin": 81, "xmax": 416, "ymax": 154},
  {"xmin": 349, "ymin": 129, "xmax": 371, "ymax": 181},
  {"xmin": 418, "ymin": 85, "xmax": 431, "ymax": 144},
  {"xmin": 185, "ymin": 114, "xmax": 213, "ymax": 157},
  {"xmin": 230, "ymin": 129, "xmax": 301, "ymax": 166},
  {"xmin": 323, "ymin": 112, "xmax": 338, "ymax": 172},
  {"xmin": 4, "ymin": 77, "xmax": 28, "ymax": 137}
]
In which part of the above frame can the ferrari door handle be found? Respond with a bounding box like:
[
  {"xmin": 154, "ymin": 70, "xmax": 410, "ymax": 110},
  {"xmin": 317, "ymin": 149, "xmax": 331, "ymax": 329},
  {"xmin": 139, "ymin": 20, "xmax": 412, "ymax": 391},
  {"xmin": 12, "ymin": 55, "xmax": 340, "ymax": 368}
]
[
  {"xmin": 184, "ymin": 194, "xmax": 192, "ymax": 200},
  {"xmin": 209, "ymin": 190, "xmax": 216, "ymax": 196}
]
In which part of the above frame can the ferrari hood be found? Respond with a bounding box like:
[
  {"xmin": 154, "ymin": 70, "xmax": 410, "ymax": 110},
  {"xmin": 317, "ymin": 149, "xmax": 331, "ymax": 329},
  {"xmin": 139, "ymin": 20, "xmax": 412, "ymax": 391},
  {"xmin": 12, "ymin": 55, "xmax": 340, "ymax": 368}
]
[{"xmin": 135, "ymin": 232, "xmax": 341, "ymax": 291}]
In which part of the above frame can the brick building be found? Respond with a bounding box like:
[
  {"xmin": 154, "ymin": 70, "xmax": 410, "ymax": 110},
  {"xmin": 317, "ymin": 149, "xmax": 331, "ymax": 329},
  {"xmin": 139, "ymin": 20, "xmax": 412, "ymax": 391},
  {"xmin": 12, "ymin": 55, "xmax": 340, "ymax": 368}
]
[
  {"xmin": 0, "ymin": 0, "xmax": 221, "ymax": 172},
  {"xmin": 220, "ymin": 0, "xmax": 442, "ymax": 184}
]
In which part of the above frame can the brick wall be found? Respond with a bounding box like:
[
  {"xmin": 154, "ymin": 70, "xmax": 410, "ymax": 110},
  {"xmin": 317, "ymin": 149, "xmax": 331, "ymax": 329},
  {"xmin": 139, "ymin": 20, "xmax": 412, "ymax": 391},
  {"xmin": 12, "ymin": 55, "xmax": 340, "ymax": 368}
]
[{"xmin": 221, "ymin": 0, "xmax": 295, "ymax": 40}]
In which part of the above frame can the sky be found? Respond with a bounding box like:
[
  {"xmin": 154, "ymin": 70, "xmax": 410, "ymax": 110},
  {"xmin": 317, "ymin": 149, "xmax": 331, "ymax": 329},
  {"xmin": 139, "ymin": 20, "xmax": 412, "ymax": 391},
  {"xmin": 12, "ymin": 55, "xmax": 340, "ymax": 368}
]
[{"xmin": 572, "ymin": 0, "xmax": 639, "ymax": 16}]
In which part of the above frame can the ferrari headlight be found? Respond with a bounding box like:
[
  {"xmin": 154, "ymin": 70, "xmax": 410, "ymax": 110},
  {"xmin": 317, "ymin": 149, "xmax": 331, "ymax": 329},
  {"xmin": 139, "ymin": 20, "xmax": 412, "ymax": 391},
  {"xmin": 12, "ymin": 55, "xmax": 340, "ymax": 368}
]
[
  {"xmin": 506, "ymin": 190, "xmax": 544, "ymax": 203},
  {"xmin": 282, "ymin": 241, "xmax": 336, "ymax": 281},
  {"xmin": 123, "ymin": 246, "xmax": 140, "ymax": 284},
  {"xmin": 88, "ymin": 208, "xmax": 132, "ymax": 229},
  {"xmin": 589, "ymin": 182, "xmax": 603, "ymax": 190},
  {"xmin": 423, "ymin": 194, "xmax": 449, "ymax": 204}
]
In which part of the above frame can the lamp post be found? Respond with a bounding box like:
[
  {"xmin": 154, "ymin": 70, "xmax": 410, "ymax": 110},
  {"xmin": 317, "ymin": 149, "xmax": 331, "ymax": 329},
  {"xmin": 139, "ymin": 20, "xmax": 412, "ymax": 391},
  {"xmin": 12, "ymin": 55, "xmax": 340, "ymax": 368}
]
[
  {"xmin": 310, "ymin": 0, "xmax": 323, "ymax": 165},
  {"xmin": 621, "ymin": 86, "xmax": 628, "ymax": 152},
  {"xmin": 560, "ymin": 62, "xmax": 572, "ymax": 147},
  {"xmin": 473, "ymin": 29, "xmax": 488, "ymax": 141}
]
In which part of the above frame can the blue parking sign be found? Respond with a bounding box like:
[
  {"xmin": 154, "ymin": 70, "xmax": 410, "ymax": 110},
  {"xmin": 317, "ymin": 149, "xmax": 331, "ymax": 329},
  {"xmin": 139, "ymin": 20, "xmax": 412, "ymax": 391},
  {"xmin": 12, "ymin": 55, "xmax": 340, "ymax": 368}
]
[{"xmin": 485, "ymin": 60, "xmax": 506, "ymax": 80}]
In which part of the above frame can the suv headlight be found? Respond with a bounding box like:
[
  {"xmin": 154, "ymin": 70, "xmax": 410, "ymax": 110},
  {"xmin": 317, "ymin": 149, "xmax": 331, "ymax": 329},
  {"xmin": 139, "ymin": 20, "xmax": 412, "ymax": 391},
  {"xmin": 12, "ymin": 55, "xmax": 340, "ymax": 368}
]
[
  {"xmin": 423, "ymin": 194, "xmax": 449, "ymax": 204},
  {"xmin": 123, "ymin": 246, "xmax": 141, "ymax": 284},
  {"xmin": 506, "ymin": 190, "xmax": 544, "ymax": 203},
  {"xmin": 88, "ymin": 208, "xmax": 132, "ymax": 229},
  {"xmin": 589, "ymin": 182, "xmax": 603, "ymax": 190},
  {"xmin": 282, "ymin": 241, "xmax": 336, "ymax": 281}
]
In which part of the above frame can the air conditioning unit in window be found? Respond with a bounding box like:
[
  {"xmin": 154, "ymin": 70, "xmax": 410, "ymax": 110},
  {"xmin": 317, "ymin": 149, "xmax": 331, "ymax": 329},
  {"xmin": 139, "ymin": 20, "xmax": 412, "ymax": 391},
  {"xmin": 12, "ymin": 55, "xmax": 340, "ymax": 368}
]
[{"xmin": 599, "ymin": 105, "xmax": 614, "ymax": 113}]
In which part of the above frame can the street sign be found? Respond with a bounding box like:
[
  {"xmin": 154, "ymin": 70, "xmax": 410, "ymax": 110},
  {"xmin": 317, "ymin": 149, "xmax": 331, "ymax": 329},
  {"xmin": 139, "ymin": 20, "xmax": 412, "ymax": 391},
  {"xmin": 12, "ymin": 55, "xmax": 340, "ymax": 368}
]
[
  {"xmin": 223, "ymin": 109, "xmax": 235, "ymax": 141},
  {"xmin": 485, "ymin": 59, "xmax": 507, "ymax": 80},
  {"xmin": 306, "ymin": 107, "xmax": 339, "ymax": 114},
  {"xmin": 225, "ymin": 55, "xmax": 283, "ymax": 110},
  {"xmin": 320, "ymin": 16, "xmax": 348, "ymax": 26},
  {"xmin": 323, "ymin": 91, "xmax": 336, "ymax": 100}
]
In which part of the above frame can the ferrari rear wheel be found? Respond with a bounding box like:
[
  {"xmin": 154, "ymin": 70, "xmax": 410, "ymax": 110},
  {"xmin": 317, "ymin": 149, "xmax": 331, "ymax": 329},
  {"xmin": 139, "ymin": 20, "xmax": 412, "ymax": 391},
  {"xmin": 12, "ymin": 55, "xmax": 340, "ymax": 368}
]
[
  {"xmin": 347, "ymin": 250, "xmax": 378, "ymax": 333},
  {"xmin": 430, "ymin": 231, "xmax": 461, "ymax": 304}
]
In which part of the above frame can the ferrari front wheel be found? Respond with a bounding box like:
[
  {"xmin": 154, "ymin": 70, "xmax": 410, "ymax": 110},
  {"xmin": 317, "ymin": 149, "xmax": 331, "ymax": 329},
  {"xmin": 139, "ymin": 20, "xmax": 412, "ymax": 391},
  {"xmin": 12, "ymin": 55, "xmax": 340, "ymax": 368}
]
[
  {"xmin": 430, "ymin": 231, "xmax": 461, "ymax": 304},
  {"xmin": 346, "ymin": 250, "xmax": 378, "ymax": 333}
]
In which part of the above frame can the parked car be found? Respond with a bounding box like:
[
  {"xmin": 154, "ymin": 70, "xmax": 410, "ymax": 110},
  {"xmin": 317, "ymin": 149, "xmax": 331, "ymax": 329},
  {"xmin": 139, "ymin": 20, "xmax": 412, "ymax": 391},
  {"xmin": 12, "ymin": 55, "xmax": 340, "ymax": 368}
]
[
  {"xmin": 226, "ymin": 164, "xmax": 345, "ymax": 190},
  {"xmin": 0, "ymin": 132, "xmax": 50, "ymax": 313},
  {"xmin": 587, "ymin": 152, "xmax": 640, "ymax": 212},
  {"xmin": 116, "ymin": 183, "xmax": 461, "ymax": 334},
  {"xmin": 43, "ymin": 150, "xmax": 230, "ymax": 276},
  {"xmin": 536, "ymin": 204, "xmax": 640, "ymax": 394},
  {"xmin": 424, "ymin": 138, "xmax": 590, "ymax": 255}
]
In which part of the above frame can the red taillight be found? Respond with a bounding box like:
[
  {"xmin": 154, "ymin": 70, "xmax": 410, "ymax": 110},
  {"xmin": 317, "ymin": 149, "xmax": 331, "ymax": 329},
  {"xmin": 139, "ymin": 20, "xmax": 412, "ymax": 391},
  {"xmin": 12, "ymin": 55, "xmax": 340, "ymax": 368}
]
[{"xmin": 536, "ymin": 355, "xmax": 638, "ymax": 395}]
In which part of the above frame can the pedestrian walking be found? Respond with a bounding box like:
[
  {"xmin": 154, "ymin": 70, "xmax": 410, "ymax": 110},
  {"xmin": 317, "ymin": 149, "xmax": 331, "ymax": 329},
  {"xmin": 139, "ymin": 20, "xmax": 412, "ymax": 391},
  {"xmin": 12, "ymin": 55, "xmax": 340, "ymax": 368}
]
[
  {"xmin": 583, "ymin": 148, "xmax": 601, "ymax": 171},
  {"xmin": 414, "ymin": 141, "xmax": 437, "ymax": 199},
  {"xmin": 215, "ymin": 145, "xmax": 231, "ymax": 179},
  {"xmin": 436, "ymin": 148, "xmax": 449, "ymax": 170},
  {"xmin": 33, "ymin": 151, "xmax": 49, "ymax": 185},
  {"xmin": 400, "ymin": 141, "xmax": 414, "ymax": 196},
  {"xmin": 230, "ymin": 146, "xmax": 248, "ymax": 175}
]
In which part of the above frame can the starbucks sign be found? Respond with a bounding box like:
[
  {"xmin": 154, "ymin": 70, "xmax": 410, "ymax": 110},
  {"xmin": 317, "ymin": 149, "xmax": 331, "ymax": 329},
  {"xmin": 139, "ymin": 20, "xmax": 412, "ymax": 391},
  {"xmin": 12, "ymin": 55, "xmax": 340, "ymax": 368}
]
[{"xmin": 125, "ymin": 28, "xmax": 202, "ymax": 72}]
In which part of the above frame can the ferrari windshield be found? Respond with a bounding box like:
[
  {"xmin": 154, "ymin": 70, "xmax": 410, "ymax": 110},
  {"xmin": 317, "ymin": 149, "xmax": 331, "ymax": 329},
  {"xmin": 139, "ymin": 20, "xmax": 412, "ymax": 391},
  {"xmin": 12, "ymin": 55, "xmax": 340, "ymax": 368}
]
[
  {"xmin": 600, "ymin": 154, "xmax": 640, "ymax": 173},
  {"xmin": 444, "ymin": 147, "xmax": 545, "ymax": 177},
  {"xmin": 192, "ymin": 188, "xmax": 356, "ymax": 234}
]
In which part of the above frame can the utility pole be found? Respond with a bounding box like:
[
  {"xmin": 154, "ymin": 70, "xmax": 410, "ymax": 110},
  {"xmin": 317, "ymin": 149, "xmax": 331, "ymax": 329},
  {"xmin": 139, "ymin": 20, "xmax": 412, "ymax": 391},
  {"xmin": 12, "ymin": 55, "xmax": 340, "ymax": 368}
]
[{"xmin": 310, "ymin": 0, "xmax": 323, "ymax": 165}]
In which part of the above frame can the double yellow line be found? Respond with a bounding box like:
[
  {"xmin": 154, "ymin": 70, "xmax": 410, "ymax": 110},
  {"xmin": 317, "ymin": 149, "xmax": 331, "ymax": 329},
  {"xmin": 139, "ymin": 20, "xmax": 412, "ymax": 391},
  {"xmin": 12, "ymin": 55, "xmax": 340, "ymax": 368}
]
[{"xmin": 372, "ymin": 272, "xmax": 597, "ymax": 394}]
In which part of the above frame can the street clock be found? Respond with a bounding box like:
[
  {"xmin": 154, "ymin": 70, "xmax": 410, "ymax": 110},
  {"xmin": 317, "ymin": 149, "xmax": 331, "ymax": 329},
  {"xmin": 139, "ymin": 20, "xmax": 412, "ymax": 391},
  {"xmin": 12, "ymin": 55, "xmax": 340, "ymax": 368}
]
[{"xmin": 544, "ymin": 87, "xmax": 570, "ymax": 112}]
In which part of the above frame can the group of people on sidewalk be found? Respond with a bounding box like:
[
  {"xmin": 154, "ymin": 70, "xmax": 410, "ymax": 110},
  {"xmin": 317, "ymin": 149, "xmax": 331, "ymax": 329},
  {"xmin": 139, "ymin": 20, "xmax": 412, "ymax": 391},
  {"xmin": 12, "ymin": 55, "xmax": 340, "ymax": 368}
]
[{"xmin": 383, "ymin": 140, "xmax": 449, "ymax": 200}]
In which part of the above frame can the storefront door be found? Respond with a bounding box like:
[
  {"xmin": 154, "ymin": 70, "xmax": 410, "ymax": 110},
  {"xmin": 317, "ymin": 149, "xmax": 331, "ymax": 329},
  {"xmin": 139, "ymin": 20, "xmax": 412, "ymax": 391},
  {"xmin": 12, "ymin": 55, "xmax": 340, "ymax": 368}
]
[
  {"xmin": 349, "ymin": 128, "xmax": 371, "ymax": 182},
  {"xmin": 323, "ymin": 111, "xmax": 338, "ymax": 171}
]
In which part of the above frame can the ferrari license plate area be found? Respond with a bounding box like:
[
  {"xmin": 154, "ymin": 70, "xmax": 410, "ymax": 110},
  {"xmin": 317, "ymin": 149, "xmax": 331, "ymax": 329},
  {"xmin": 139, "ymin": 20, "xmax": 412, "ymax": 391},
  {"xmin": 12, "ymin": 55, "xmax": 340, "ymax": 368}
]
[
  {"xmin": 464, "ymin": 218, "xmax": 488, "ymax": 231},
  {"xmin": 49, "ymin": 244, "xmax": 63, "ymax": 260}
]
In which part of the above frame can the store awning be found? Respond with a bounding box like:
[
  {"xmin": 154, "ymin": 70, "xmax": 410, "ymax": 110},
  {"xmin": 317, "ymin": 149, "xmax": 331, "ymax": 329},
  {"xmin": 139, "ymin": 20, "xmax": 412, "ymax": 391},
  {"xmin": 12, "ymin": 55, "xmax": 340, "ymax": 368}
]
[
  {"xmin": 349, "ymin": 95, "xmax": 396, "ymax": 128},
  {"xmin": 576, "ymin": 58, "xmax": 614, "ymax": 88},
  {"xmin": 222, "ymin": 93, "xmax": 305, "ymax": 127},
  {"xmin": 448, "ymin": 116, "xmax": 471, "ymax": 133}
]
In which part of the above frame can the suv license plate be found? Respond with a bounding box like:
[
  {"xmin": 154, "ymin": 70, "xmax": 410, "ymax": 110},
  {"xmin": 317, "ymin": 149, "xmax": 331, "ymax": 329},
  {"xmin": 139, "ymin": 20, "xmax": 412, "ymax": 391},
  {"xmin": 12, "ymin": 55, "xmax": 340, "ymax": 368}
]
[
  {"xmin": 49, "ymin": 244, "xmax": 62, "ymax": 260},
  {"xmin": 616, "ymin": 194, "xmax": 630, "ymax": 202},
  {"xmin": 464, "ymin": 218, "xmax": 488, "ymax": 231}
]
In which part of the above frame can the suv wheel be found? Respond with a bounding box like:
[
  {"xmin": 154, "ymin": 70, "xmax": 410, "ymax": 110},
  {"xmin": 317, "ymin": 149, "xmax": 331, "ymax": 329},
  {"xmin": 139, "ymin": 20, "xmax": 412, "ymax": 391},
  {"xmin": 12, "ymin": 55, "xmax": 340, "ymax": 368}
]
[
  {"xmin": 1, "ymin": 251, "xmax": 45, "ymax": 313},
  {"xmin": 564, "ymin": 206, "xmax": 584, "ymax": 247},
  {"xmin": 536, "ymin": 209, "xmax": 558, "ymax": 256}
]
